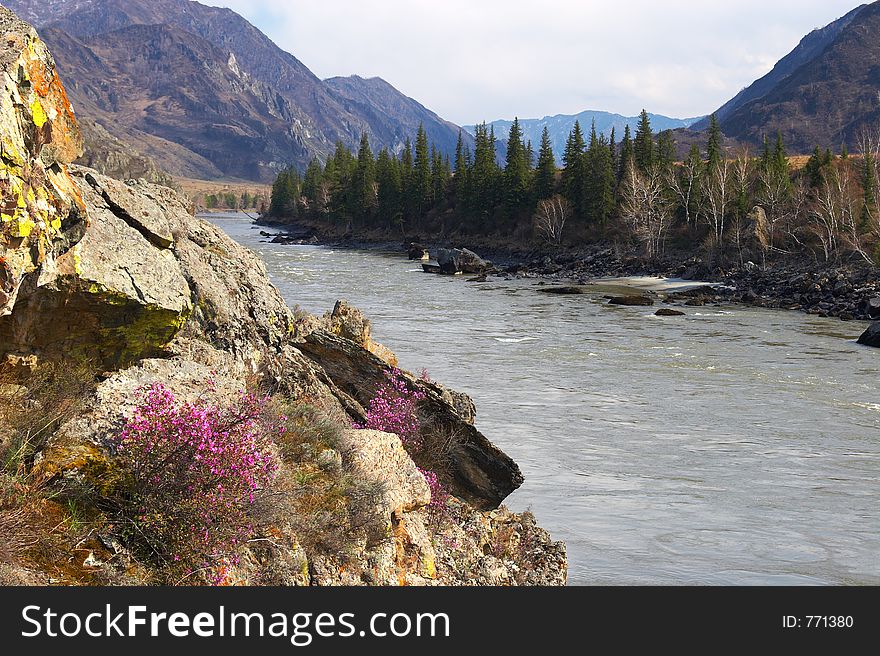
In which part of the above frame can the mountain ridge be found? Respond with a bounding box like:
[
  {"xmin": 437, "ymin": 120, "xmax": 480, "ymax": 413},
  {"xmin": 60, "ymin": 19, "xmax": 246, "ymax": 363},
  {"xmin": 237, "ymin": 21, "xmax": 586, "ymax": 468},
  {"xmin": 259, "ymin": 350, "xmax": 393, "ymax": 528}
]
[
  {"xmin": 466, "ymin": 110, "xmax": 702, "ymax": 164},
  {"xmin": 1, "ymin": 0, "xmax": 471, "ymax": 181},
  {"xmin": 693, "ymin": 4, "xmax": 867, "ymax": 131},
  {"xmin": 702, "ymin": 2, "xmax": 880, "ymax": 153}
]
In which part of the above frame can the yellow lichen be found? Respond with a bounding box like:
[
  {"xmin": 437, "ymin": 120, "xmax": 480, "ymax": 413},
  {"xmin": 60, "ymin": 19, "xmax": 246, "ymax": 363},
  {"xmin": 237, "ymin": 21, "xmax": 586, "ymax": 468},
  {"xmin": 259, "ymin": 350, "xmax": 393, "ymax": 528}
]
[
  {"xmin": 72, "ymin": 243, "xmax": 83, "ymax": 276},
  {"xmin": 31, "ymin": 97, "xmax": 47, "ymax": 128},
  {"xmin": 16, "ymin": 215, "xmax": 34, "ymax": 238}
]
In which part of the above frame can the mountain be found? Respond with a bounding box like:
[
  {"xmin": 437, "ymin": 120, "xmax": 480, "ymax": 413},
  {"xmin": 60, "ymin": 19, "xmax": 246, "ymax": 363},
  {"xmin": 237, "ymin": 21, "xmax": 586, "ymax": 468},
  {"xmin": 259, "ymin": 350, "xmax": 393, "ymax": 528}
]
[
  {"xmin": 705, "ymin": 2, "xmax": 880, "ymax": 153},
  {"xmin": 2, "ymin": 0, "xmax": 471, "ymax": 181},
  {"xmin": 325, "ymin": 76, "xmax": 469, "ymax": 158},
  {"xmin": 40, "ymin": 22, "xmax": 314, "ymax": 181},
  {"xmin": 466, "ymin": 111, "xmax": 702, "ymax": 164},
  {"xmin": 693, "ymin": 4, "xmax": 867, "ymax": 130}
]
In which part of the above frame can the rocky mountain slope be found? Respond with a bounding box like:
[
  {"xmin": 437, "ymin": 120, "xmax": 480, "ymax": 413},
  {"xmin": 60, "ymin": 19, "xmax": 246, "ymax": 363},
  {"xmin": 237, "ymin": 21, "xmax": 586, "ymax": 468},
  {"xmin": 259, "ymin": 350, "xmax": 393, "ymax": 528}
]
[
  {"xmin": 0, "ymin": 6, "xmax": 564, "ymax": 586},
  {"xmin": 702, "ymin": 2, "xmax": 880, "ymax": 152},
  {"xmin": 326, "ymin": 75, "xmax": 469, "ymax": 160},
  {"xmin": 693, "ymin": 4, "xmax": 866, "ymax": 130},
  {"xmin": 2, "ymin": 0, "xmax": 472, "ymax": 181}
]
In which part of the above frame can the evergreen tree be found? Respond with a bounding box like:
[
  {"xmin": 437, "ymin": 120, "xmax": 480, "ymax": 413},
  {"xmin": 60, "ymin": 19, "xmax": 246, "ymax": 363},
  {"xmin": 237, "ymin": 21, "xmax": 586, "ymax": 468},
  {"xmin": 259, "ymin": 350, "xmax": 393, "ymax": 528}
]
[
  {"xmin": 534, "ymin": 125, "xmax": 557, "ymax": 201},
  {"xmin": 586, "ymin": 123, "xmax": 615, "ymax": 224},
  {"xmin": 633, "ymin": 109, "xmax": 654, "ymax": 173},
  {"xmin": 769, "ymin": 131, "xmax": 792, "ymax": 197},
  {"xmin": 413, "ymin": 124, "xmax": 432, "ymax": 213},
  {"xmin": 269, "ymin": 167, "xmax": 301, "ymax": 217},
  {"xmin": 706, "ymin": 113, "xmax": 723, "ymax": 168},
  {"xmin": 608, "ymin": 127, "xmax": 618, "ymax": 178},
  {"xmin": 760, "ymin": 134, "xmax": 772, "ymax": 173},
  {"xmin": 376, "ymin": 148, "xmax": 403, "ymax": 227},
  {"xmin": 525, "ymin": 140, "xmax": 535, "ymax": 169},
  {"xmin": 656, "ymin": 130, "xmax": 676, "ymax": 169},
  {"xmin": 400, "ymin": 138, "xmax": 415, "ymax": 218},
  {"xmin": 431, "ymin": 145, "xmax": 447, "ymax": 204},
  {"xmin": 804, "ymin": 146, "xmax": 825, "ymax": 188},
  {"xmin": 504, "ymin": 117, "xmax": 530, "ymax": 212},
  {"xmin": 618, "ymin": 124, "xmax": 634, "ymax": 183},
  {"xmin": 351, "ymin": 132, "xmax": 376, "ymax": 221},
  {"xmin": 453, "ymin": 131, "xmax": 467, "ymax": 198},
  {"xmin": 561, "ymin": 120, "xmax": 587, "ymax": 217},
  {"xmin": 302, "ymin": 158, "xmax": 323, "ymax": 208},
  {"xmin": 470, "ymin": 122, "xmax": 500, "ymax": 218}
]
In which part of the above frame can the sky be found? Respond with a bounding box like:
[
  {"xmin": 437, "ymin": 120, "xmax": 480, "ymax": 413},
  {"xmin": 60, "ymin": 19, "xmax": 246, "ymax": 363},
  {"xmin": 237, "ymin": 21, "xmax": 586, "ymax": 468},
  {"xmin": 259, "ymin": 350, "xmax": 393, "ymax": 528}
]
[{"xmin": 215, "ymin": 0, "xmax": 865, "ymax": 125}]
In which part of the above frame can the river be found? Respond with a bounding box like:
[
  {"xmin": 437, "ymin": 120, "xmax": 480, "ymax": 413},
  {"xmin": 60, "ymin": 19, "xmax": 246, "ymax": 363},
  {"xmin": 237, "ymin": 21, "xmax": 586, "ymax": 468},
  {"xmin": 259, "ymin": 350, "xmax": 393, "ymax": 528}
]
[{"xmin": 207, "ymin": 213, "xmax": 880, "ymax": 585}]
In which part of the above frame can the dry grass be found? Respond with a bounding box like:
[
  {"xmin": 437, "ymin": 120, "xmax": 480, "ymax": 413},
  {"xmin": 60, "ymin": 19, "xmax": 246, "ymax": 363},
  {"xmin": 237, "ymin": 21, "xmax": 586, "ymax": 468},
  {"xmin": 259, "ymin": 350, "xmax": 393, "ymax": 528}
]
[
  {"xmin": 253, "ymin": 401, "xmax": 388, "ymax": 564},
  {"xmin": 0, "ymin": 359, "xmax": 95, "ymax": 476}
]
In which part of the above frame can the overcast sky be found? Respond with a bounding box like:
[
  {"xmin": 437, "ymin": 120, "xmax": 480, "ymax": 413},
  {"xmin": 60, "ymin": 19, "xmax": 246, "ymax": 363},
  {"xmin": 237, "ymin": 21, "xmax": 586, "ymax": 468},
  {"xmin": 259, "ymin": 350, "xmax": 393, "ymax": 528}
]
[{"xmin": 216, "ymin": 0, "xmax": 864, "ymax": 125}]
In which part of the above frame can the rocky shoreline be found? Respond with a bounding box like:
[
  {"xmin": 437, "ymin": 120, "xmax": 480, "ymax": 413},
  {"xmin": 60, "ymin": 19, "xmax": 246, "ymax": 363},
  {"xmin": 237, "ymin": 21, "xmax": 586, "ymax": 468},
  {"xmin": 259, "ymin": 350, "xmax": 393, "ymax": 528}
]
[{"xmin": 256, "ymin": 218, "xmax": 880, "ymax": 325}]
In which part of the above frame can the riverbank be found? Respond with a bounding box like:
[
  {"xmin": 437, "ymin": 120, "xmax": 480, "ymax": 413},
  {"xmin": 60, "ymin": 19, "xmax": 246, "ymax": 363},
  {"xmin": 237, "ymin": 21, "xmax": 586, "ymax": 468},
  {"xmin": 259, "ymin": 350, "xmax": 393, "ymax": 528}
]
[
  {"xmin": 257, "ymin": 216, "xmax": 880, "ymax": 323},
  {"xmin": 215, "ymin": 213, "xmax": 880, "ymax": 585}
]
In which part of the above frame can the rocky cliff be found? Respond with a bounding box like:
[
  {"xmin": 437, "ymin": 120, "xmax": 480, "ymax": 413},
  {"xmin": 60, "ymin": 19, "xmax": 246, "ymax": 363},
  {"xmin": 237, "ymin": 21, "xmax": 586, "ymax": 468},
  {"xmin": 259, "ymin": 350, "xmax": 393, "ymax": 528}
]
[{"xmin": 0, "ymin": 7, "xmax": 565, "ymax": 586}]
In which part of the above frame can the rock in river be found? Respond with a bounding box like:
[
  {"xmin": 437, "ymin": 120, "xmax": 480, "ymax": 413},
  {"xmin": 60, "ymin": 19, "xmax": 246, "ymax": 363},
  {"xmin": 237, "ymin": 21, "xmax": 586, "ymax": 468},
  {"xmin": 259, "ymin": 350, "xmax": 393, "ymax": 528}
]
[
  {"xmin": 609, "ymin": 295, "xmax": 654, "ymax": 306},
  {"xmin": 539, "ymin": 286, "xmax": 588, "ymax": 295},
  {"xmin": 857, "ymin": 321, "xmax": 880, "ymax": 348},
  {"xmin": 655, "ymin": 308, "xmax": 686, "ymax": 316},
  {"xmin": 436, "ymin": 248, "xmax": 490, "ymax": 275},
  {"xmin": 407, "ymin": 243, "xmax": 429, "ymax": 261}
]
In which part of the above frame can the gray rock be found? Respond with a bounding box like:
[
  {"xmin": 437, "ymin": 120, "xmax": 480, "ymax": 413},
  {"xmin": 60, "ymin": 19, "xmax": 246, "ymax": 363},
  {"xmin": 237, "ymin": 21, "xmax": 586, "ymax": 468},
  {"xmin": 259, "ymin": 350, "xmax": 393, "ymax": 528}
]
[
  {"xmin": 340, "ymin": 429, "xmax": 431, "ymax": 515},
  {"xmin": 538, "ymin": 286, "xmax": 588, "ymax": 295},
  {"xmin": 857, "ymin": 321, "xmax": 880, "ymax": 348},
  {"xmin": 436, "ymin": 248, "xmax": 489, "ymax": 275},
  {"xmin": 609, "ymin": 295, "xmax": 654, "ymax": 306}
]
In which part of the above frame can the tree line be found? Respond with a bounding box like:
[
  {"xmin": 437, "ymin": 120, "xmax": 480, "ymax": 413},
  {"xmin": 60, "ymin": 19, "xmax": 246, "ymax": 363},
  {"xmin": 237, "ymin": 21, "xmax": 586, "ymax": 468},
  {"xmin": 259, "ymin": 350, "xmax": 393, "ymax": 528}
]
[
  {"xmin": 204, "ymin": 190, "xmax": 267, "ymax": 211},
  {"xmin": 269, "ymin": 113, "xmax": 880, "ymax": 266}
]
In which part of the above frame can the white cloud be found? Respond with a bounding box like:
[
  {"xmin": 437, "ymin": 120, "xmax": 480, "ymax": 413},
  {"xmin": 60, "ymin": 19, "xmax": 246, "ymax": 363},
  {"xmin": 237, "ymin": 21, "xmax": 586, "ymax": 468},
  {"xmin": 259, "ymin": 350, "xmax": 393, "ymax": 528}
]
[{"xmin": 214, "ymin": 0, "xmax": 863, "ymax": 124}]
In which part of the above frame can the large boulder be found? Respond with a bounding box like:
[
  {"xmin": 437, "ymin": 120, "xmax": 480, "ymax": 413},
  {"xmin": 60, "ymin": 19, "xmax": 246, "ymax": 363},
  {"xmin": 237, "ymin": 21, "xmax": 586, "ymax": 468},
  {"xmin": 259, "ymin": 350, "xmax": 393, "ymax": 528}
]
[
  {"xmin": 857, "ymin": 321, "xmax": 880, "ymax": 348},
  {"xmin": 340, "ymin": 429, "xmax": 431, "ymax": 515},
  {"xmin": 298, "ymin": 329, "xmax": 523, "ymax": 510},
  {"xmin": 322, "ymin": 299, "xmax": 397, "ymax": 367},
  {"xmin": 436, "ymin": 248, "xmax": 489, "ymax": 275}
]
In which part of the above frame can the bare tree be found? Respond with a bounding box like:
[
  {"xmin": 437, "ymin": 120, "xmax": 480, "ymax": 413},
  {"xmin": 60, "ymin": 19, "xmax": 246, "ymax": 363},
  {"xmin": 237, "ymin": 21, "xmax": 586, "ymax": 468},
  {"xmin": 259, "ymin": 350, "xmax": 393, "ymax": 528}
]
[
  {"xmin": 730, "ymin": 148, "xmax": 754, "ymax": 264},
  {"xmin": 810, "ymin": 161, "xmax": 864, "ymax": 262},
  {"xmin": 668, "ymin": 153, "xmax": 701, "ymax": 227},
  {"xmin": 533, "ymin": 195, "xmax": 570, "ymax": 246},
  {"xmin": 836, "ymin": 160, "xmax": 871, "ymax": 263},
  {"xmin": 700, "ymin": 155, "xmax": 732, "ymax": 252},
  {"xmin": 858, "ymin": 128, "xmax": 880, "ymax": 241},
  {"xmin": 620, "ymin": 162, "xmax": 673, "ymax": 259},
  {"xmin": 756, "ymin": 160, "xmax": 791, "ymax": 254}
]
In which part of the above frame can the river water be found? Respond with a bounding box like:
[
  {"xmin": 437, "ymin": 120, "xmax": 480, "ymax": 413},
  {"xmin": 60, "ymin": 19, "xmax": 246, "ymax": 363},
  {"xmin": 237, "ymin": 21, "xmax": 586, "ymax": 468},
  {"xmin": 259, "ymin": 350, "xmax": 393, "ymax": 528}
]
[{"xmin": 208, "ymin": 213, "xmax": 879, "ymax": 585}]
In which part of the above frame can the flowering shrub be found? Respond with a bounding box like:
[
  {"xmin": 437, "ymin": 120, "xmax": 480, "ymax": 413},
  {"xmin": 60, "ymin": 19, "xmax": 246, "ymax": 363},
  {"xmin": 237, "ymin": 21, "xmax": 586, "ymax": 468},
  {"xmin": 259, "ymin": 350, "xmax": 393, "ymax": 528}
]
[
  {"xmin": 112, "ymin": 383, "xmax": 280, "ymax": 580},
  {"xmin": 419, "ymin": 468, "xmax": 449, "ymax": 510},
  {"xmin": 358, "ymin": 369, "xmax": 425, "ymax": 446},
  {"xmin": 358, "ymin": 369, "xmax": 450, "ymax": 513}
]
